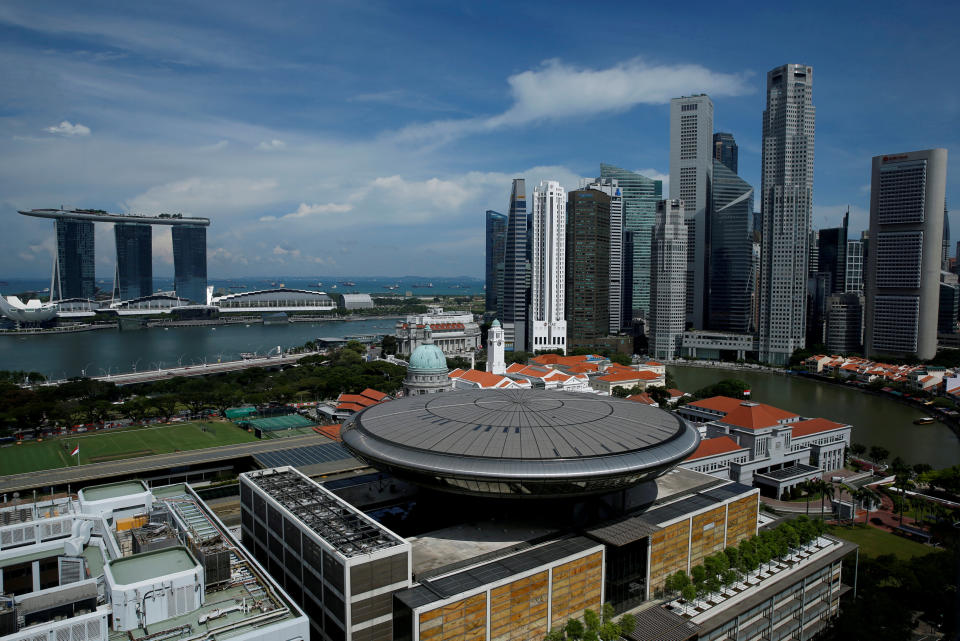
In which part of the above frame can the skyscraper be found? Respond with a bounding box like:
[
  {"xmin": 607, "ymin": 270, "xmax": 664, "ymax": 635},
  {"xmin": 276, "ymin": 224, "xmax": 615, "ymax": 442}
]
[
  {"xmin": 502, "ymin": 179, "xmax": 529, "ymax": 352},
  {"xmin": 172, "ymin": 224, "xmax": 208, "ymax": 304},
  {"xmin": 708, "ymin": 159, "xmax": 754, "ymax": 334},
  {"xmin": 943, "ymin": 202, "xmax": 951, "ymax": 271},
  {"xmin": 844, "ymin": 239, "xmax": 864, "ymax": 293},
  {"xmin": 650, "ymin": 199, "xmax": 687, "ymax": 360},
  {"xmin": 583, "ymin": 177, "xmax": 624, "ymax": 334},
  {"xmin": 484, "ymin": 210, "xmax": 508, "ymax": 315},
  {"xmin": 670, "ymin": 95, "xmax": 714, "ymax": 328},
  {"xmin": 758, "ymin": 64, "xmax": 816, "ymax": 365},
  {"xmin": 600, "ymin": 164, "xmax": 662, "ymax": 321},
  {"xmin": 530, "ymin": 180, "xmax": 567, "ymax": 352},
  {"xmin": 817, "ymin": 209, "xmax": 848, "ymax": 295},
  {"xmin": 565, "ymin": 189, "xmax": 610, "ymax": 348},
  {"xmin": 864, "ymin": 148, "xmax": 948, "ymax": 361},
  {"xmin": 52, "ymin": 218, "xmax": 95, "ymax": 301},
  {"xmin": 713, "ymin": 132, "xmax": 738, "ymax": 173},
  {"xmin": 114, "ymin": 223, "xmax": 153, "ymax": 301}
]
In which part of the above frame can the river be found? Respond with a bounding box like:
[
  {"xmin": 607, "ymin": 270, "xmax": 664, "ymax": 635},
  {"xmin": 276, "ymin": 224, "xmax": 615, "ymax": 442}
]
[
  {"xmin": 669, "ymin": 365, "xmax": 960, "ymax": 469},
  {"xmin": 0, "ymin": 318, "xmax": 399, "ymax": 380}
]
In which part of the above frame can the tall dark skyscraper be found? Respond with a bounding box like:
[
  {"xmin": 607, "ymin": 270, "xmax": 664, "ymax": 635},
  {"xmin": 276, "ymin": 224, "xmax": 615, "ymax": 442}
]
[
  {"xmin": 53, "ymin": 219, "xmax": 95, "ymax": 300},
  {"xmin": 817, "ymin": 209, "xmax": 848, "ymax": 295},
  {"xmin": 172, "ymin": 225, "xmax": 208, "ymax": 304},
  {"xmin": 502, "ymin": 179, "xmax": 529, "ymax": 352},
  {"xmin": 600, "ymin": 164, "xmax": 661, "ymax": 321},
  {"xmin": 565, "ymin": 189, "xmax": 610, "ymax": 347},
  {"xmin": 708, "ymin": 159, "xmax": 754, "ymax": 334},
  {"xmin": 484, "ymin": 210, "xmax": 508, "ymax": 316},
  {"xmin": 713, "ymin": 132, "xmax": 738, "ymax": 174},
  {"xmin": 114, "ymin": 223, "xmax": 153, "ymax": 300}
]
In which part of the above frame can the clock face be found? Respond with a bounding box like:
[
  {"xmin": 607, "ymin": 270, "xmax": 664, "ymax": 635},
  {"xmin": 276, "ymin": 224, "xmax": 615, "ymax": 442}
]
[{"xmin": 497, "ymin": 340, "xmax": 502, "ymax": 347}]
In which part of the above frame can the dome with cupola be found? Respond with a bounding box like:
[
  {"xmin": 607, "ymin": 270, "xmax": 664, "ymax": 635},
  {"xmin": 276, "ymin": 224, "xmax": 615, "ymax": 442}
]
[{"xmin": 403, "ymin": 325, "xmax": 451, "ymax": 395}]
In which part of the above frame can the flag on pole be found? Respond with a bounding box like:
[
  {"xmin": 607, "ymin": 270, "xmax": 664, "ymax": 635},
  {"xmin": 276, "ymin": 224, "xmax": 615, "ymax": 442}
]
[
  {"xmin": 70, "ymin": 445, "xmax": 80, "ymax": 457},
  {"xmin": 743, "ymin": 389, "xmax": 751, "ymax": 397}
]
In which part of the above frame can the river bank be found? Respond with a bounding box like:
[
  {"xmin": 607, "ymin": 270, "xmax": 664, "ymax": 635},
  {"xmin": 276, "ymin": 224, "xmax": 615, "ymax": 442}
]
[{"xmin": 668, "ymin": 364, "xmax": 960, "ymax": 469}]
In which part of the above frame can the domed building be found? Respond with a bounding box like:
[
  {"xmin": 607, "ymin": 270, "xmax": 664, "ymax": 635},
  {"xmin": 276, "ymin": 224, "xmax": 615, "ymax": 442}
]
[{"xmin": 403, "ymin": 325, "xmax": 452, "ymax": 396}]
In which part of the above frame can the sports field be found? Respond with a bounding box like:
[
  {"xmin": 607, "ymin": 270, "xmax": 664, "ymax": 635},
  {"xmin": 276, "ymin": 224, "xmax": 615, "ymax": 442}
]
[
  {"xmin": 0, "ymin": 422, "xmax": 257, "ymax": 476},
  {"xmin": 827, "ymin": 524, "xmax": 935, "ymax": 559}
]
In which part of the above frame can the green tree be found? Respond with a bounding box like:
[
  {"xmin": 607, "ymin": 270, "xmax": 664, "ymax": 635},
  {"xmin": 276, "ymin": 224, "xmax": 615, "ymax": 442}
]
[
  {"xmin": 564, "ymin": 619, "xmax": 584, "ymax": 640},
  {"xmin": 868, "ymin": 445, "xmax": 890, "ymax": 466},
  {"xmin": 850, "ymin": 442, "xmax": 867, "ymax": 459},
  {"xmin": 692, "ymin": 378, "xmax": 749, "ymax": 399},
  {"xmin": 152, "ymin": 395, "xmax": 179, "ymax": 423},
  {"xmin": 611, "ymin": 386, "xmax": 630, "ymax": 398},
  {"xmin": 380, "ymin": 335, "xmax": 398, "ymax": 355},
  {"xmin": 647, "ymin": 385, "xmax": 670, "ymax": 406}
]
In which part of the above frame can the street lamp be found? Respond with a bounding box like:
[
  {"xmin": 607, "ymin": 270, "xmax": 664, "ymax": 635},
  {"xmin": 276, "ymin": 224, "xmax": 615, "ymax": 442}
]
[
  {"xmin": 81, "ymin": 362, "xmax": 93, "ymax": 378},
  {"xmin": 132, "ymin": 358, "xmax": 141, "ymax": 373}
]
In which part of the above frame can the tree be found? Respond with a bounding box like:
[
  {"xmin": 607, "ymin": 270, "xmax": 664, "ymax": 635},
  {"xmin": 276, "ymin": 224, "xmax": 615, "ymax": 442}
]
[
  {"xmin": 611, "ymin": 386, "xmax": 630, "ymax": 398},
  {"xmin": 380, "ymin": 335, "xmax": 398, "ymax": 355},
  {"xmin": 545, "ymin": 629, "xmax": 565, "ymax": 641},
  {"xmin": 565, "ymin": 618, "xmax": 584, "ymax": 640},
  {"xmin": 152, "ymin": 395, "xmax": 179, "ymax": 423},
  {"xmin": 692, "ymin": 379, "xmax": 749, "ymax": 399},
  {"xmin": 647, "ymin": 385, "xmax": 670, "ymax": 406},
  {"xmin": 868, "ymin": 445, "xmax": 890, "ymax": 466},
  {"xmin": 850, "ymin": 442, "xmax": 867, "ymax": 459}
]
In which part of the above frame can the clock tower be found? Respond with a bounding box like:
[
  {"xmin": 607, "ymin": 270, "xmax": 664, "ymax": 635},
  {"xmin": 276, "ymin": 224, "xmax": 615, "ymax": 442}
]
[{"xmin": 486, "ymin": 319, "xmax": 506, "ymax": 375}]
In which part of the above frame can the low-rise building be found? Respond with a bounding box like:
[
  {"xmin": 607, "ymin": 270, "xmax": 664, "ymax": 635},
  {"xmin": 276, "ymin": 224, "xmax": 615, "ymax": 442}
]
[
  {"xmin": 678, "ymin": 397, "xmax": 852, "ymax": 498},
  {"xmin": 0, "ymin": 481, "xmax": 308, "ymax": 641},
  {"xmin": 680, "ymin": 331, "xmax": 755, "ymax": 361},
  {"xmin": 396, "ymin": 310, "xmax": 480, "ymax": 356},
  {"xmin": 590, "ymin": 368, "xmax": 665, "ymax": 394},
  {"xmin": 505, "ymin": 363, "xmax": 590, "ymax": 391},
  {"xmin": 448, "ymin": 368, "xmax": 530, "ymax": 390}
]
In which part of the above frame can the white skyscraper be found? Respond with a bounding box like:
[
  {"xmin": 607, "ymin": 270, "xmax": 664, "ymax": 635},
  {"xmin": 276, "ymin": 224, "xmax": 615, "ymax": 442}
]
[
  {"xmin": 583, "ymin": 177, "xmax": 624, "ymax": 334},
  {"xmin": 650, "ymin": 199, "xmax": 687, "ymax": 360},
  {"xmin": 864, "ymin": 148, "xmax": 948, "ymax": 361},
  {"xmin": 758, "ymin": 64, "xmax": 816, "ymax": 365},
  {"xmin": 530, "ymin": 180, "xmax": 567, "ymax": 352},
  {"xmin": 670, "ymin": 94, "xmax": 713, "ymax": 329}
]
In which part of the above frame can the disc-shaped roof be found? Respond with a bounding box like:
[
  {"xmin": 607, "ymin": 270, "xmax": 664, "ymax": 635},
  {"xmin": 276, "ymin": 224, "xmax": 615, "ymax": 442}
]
[{"xmin": 341, "ymin": 389, "xmax": 699, "ymax": 498}]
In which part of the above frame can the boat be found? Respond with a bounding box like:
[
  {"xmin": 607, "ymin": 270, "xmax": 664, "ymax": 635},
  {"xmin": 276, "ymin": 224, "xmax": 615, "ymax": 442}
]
[
  {"xmin": 914, "ymin": 417, "xmax": 935, "ymax": 425},
  {"xmin": 340, "ymin": 281, "xmax": 356, "ymax": 286}
]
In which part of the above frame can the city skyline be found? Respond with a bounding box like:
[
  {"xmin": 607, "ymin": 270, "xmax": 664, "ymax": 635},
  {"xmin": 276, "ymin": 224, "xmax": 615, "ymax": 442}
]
[{"xmin": 1, "ymin": 2, "xmax": 958, "ymax": 279}]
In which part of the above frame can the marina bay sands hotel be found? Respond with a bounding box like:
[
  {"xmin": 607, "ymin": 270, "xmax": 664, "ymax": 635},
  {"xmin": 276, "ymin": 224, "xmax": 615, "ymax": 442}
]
[{"xmin": 18, "ymin": 208, "xmax": 209, "ymax": 304}]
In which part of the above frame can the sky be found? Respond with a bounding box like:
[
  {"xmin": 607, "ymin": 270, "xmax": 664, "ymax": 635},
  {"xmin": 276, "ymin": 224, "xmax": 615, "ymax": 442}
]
[{"xmin": 1, "ymin": 1, "xmax": 958, "ymax": 280}]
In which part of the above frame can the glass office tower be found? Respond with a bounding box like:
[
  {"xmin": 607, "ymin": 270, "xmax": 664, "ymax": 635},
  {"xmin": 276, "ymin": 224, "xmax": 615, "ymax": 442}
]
[
  {"xmin": 502, "ymin": 179, "xmax": 529, "ymax": 351},
  {"xmin": 565, "ymin": 189, "xmax": 611, "ymax": 347},
  {"xmin": 708, "ymin": 159, "xmax": 754, "ymax": 334},
  {"xmin": 485, "ymin": 210, "xmax": 508, "ymax": 316},
  {"xmin": 114, "ymin": 223, "xmax": 153, "ymax": 300},
  {"xmin": 713, "ymin": 132, "xmax": 738, "ymax": 174},
  {"xmin": 600, "ymin": 164, "xmax": 662, "ymax": 321},
  {"xmin": 53, "ymin": 219, "xmax": 95, "ymax": 300},
  {"xmin": 172, "ymin": 225, "xmax": 208, "ymax": 304}
]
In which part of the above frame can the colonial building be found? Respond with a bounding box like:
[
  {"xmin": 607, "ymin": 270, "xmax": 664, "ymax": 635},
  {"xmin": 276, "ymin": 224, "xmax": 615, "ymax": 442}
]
[
  {"xmin": 402, "ymin": 325, "xmax": 452, "ymax": 396},
  {"xmin": 678, "ymin": 396, "xmax": 851, "ymax": 498},
  {"xmin": 396, "ymin": 310, "xmax": 480, "ymax": 357}
]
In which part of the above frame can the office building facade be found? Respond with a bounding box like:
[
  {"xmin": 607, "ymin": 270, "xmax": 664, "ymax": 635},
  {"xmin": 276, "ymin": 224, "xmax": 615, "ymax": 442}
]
[
  {"xmin": 845, "ymin": 238, "xmax": 864, "ymax": 293},
  {"xmin": 484, "ymin": 210, "xmax": 508, "ymax": 316},
  {"xmin": 114, "ymin": 223, "xmax": 153, "ymax": 301},
  {"xmin": 709, "ymin": 158, "xmax": 754, "ymax": 334},
  {"xmin": 584, "ymin": 177, "xmax": 625, "ymax": 334},
  {"xmin": 170, "ymin": 224, "xmax": 207, "ymax": 304},
  {"xmin": 566, "ymin": 189, "xmax": 611, "ymax": 348},
  {"xmin": 713, "ymin": 132, "xmax": 738, "ymax": 173},
  {"xmin": 53, "ymin": 218, "xmax": 95, "ymax": 300},
  {"xmin": 502, "ymin": 179, "xmax": 529, "ymax": 352},
  {"xmin": 818, "ymin": 210, "xmax": 848, "ymax": 295},
  {"xmin": 600, "ymin": 163, "xmax": 662, "ymax": 321},
  {"xmin": 864, "ymin": 148, "xmax": 948, "ymax": 361},
  {"xmin": 758, "ymin": 64, "xmax": 816, "ymax": 365},
  {"xmin": 939, "ymin": 271, "xmax": 959, "ymax": 335},
  {"xmin": 241, "ymin": 467, "xmax": 411, "ymax": 641},
  {"xmin": 530, "ymin": 180, "xmax": 567, "ymax": 352},
  {"xmin": 650, "ymin": 199, "xmax": 688, "ymax": 360},
  {"xmin": 826, "ymin": 292, "xmax": 863, "ymax": 354},
  {"xmin": 670, "ymin": 94, "xmax": 714, "ymax": 328}
]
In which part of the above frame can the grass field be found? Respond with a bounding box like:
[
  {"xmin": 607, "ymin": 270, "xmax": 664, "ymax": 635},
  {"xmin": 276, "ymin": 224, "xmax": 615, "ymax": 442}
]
[
  {"xmin": 827, "ymin": 524, "xmax": 935, "ymax": 559},
  {"xmin": 0, "ymin": 422, "xmax": 257, "ymax": 476}
]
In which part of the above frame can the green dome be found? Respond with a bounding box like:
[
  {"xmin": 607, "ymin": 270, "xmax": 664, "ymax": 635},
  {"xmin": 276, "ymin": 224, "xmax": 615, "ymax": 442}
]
[
  {"xmin": 409, "ymin": 343, "xmax": 448, "ymax": 372},
  {"xmin": 491, "ymin": 319, "xmax": 501, "ymax": 327}
]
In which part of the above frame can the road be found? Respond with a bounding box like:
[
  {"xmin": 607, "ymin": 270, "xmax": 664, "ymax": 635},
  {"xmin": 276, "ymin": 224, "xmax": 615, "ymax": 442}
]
[
  {"xmin": 0, "ymin": 433, "xmax": 325, "ymax": 493},
  {"xmin": 82, "ymin": 351, "xmax": 323, "ymax": 385}
]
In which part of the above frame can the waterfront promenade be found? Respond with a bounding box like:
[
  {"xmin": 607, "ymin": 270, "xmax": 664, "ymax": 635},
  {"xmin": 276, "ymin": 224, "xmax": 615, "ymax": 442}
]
[{"xmin": 81, "ymin": 350, "xmax": 322, "ymax": 385}]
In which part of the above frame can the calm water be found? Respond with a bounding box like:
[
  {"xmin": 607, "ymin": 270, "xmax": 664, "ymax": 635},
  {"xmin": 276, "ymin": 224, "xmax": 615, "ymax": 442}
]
[
  {"xmin": 0, "ymin": 318, "xmax": 398, "ymax": 380},
  {"xmin": 669, "ymin": 365, "xmax": 960, "ymax": 469}
]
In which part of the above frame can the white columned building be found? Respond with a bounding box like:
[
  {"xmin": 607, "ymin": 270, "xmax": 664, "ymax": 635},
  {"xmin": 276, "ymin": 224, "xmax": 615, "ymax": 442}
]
[
  {"xmin": 650, "ymin": 199, "xmax": 688, "ymax": 360},
  {"xmin": 670, "ymin": 94, "xmax": 714, "ymax": 329},
  {"xmin": 758, "ymin": 64, "xmax": 816, "ymax": 365},
  {"xmin": 530, "ymin": 180, "xmax": 567, "ymax": 352}
]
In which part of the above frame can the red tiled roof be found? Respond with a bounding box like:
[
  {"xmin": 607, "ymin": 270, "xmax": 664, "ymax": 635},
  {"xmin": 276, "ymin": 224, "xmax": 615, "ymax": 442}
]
[
  {"xmin": 598, "ymin": 370, "xmax": 662, "ymax": 383},
  {"xmin": 790, "ymin": 418, "xmax": 847, "ymax": 438},
  {"xmin": 645, "ymin": 360, "xmax": 663, "ymax": 366},
  {"xmin": 531, "ymin": 354, "xmax": 592, "ymax": 367},
  {"xmin": 360, "ymin": 388, "xmax": 389, "ymax": 402},
  {"xmin": 686, "ymin": 436, "xmax": 747, "ymax": 461},
  {"xmin": 451, "ymin": 368, "xmax": 524, "ymax": 388},
  {"xmin": 720, "ymin": 403, "xmax": 798, "ymax": 430},
  {"xmin": 627, "ymin": 393, "xmax": 656, "ymax": 405},
  {"xmin": 685, "ymin": 396, "xmax": 745, "ymax": 413},
  {"xmin": 448, "ymin": 368, "xmax": 466, "ymax": 377},
  {"xmin": 337, "ymin": 393, "xmax": 377, "ymax": 407},
  {"xmin": 335, "ymin": 402, "xmax": 366, "ymax": 412},
  {"xmin": 428, "ymin": 322, "xmax": 465, "ymax": 331},
  {"xmin": 566, "ymin": 363, "xmax": 599, "ymax": 374}
]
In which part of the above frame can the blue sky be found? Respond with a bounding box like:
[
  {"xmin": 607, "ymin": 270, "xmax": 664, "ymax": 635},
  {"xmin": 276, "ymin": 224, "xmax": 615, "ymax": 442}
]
[{"xmin": 1, "ymin": 0, "xmax": 957, "ymax": 279}]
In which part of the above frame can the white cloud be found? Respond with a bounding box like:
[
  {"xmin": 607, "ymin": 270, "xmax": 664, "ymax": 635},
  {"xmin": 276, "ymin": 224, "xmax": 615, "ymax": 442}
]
[
  {"xmin": 272, "ymin": 245, "xmax": 300, "ymax": 258},
  {"xmin": 124, "ymin": 177, "xmax": 279, "ymax": 217},
  {"xmin": 45, "ymin": 120, "xmax": 91, "ymax": 136},
  {"xmin": 199, "ymin": 140, "xmax": 229, "ymax": 152},
  {"xmin": 394, "ymin": 58, "xmax": 752, "ymax": 144},
  {"xmin": 256, "ymin": 139, "xmax": 286, "ymax": 151},
  {"xmin": 260, "ymin": 202, "xmax": 353, "ymax": 222}
]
